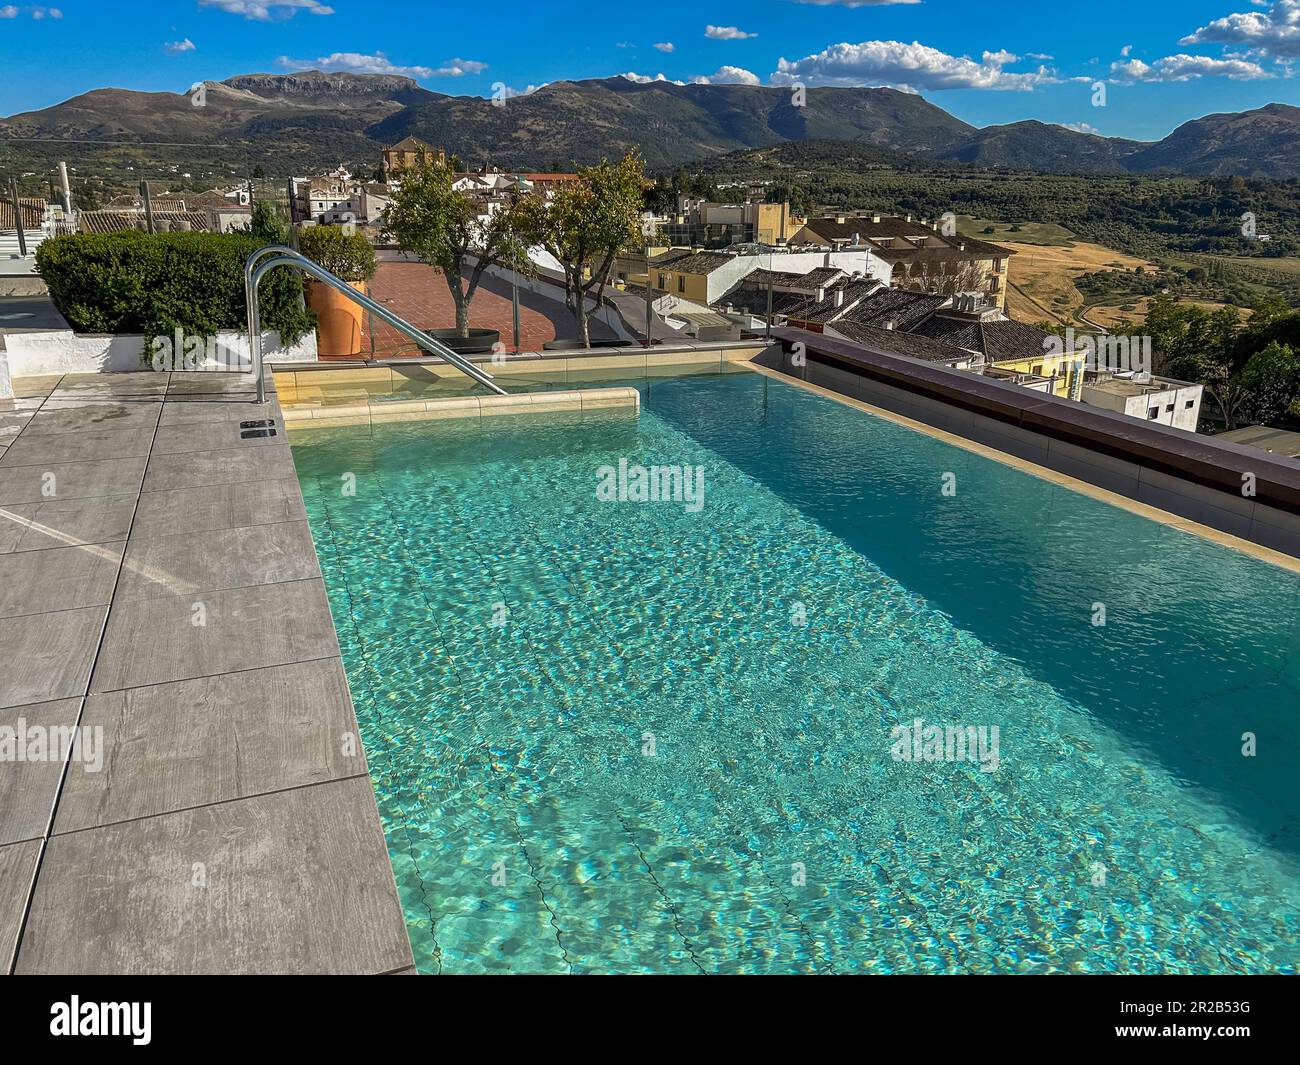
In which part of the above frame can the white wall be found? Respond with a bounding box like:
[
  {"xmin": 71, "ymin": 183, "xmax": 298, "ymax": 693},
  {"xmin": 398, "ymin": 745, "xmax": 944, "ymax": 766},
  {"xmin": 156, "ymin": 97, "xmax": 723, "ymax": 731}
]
[
  {"xmin": 0, "ymin": 329, "xmax": 316, "ymax": 378},
  {"xmin": 1082, "ymin": 380, "xmax": 1203, "ymax": 431}
]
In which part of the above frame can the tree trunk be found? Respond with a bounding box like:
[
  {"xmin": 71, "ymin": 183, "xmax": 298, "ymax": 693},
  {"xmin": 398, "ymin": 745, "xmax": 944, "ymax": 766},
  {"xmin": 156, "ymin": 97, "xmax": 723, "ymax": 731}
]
[
  {"xmin": 455, "ymin": 293, "xmax": 470, "ymax": 338},
  {"xmin": 444, "ymin": 270, "xmax": 470, "ymax": 338},
  {"xmin": 576, "ymin": 289, "xmax": 590, "ymax": 349}
]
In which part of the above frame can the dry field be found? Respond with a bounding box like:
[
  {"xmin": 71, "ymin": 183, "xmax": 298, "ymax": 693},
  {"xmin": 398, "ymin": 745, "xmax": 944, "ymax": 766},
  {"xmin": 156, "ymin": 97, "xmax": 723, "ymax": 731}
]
[
  {"xmin": 1002, "ymin": 240, "xmax": 1154, "ymax": 326},
  {"xmin": 1084, "ymin": 296, "xmax": 1253, "ymax": 331}
]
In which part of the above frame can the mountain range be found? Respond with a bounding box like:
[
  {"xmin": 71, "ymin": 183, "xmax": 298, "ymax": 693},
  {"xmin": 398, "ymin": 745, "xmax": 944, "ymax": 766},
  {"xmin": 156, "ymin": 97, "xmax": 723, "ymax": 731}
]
[{"xmin": 2, "ymin": 71, "xmax": 1299, "ymax": 179}]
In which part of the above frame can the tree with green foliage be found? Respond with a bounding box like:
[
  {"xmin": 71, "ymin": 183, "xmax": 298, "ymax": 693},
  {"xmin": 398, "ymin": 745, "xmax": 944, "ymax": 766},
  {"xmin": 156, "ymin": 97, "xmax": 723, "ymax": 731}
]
[
  {"xmin": 296, "ymin": 224, "xmax": 376, "ymax": 283},
  {"xmin": 517, "ymin": 152, "xmax": 646, "ymax": 348},
  {"xmin": 384, "ymin": 159, "xmax": 531, "ymax": 338},
  {"xmin": 244, "ymin": 199, "xmax": 289, "ymax": 245},
  {"xmin": 1240, "ymin": 341, "xmax": 1300, "ymax": 426}
]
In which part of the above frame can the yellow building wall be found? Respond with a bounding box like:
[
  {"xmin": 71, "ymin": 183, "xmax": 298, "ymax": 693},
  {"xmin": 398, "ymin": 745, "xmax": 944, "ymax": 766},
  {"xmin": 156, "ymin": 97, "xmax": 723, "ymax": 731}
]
[
  {"xmin": 988, "ymin": 352, "xmax": 1079, "ymax": 398},
  {"xmin": 654, "ymin": 270, "xmax": 711, "ymax": 303}
]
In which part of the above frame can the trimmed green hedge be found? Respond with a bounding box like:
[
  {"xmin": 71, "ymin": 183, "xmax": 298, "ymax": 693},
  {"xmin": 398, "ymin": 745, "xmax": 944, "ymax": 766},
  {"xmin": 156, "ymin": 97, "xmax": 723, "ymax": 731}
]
[{"xmin": 36, "ymin": 231, "xmax": 314, "ymax": 346}]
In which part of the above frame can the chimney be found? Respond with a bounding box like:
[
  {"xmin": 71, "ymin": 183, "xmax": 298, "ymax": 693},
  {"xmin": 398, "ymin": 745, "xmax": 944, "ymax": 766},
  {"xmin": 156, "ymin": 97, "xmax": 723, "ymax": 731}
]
[
  {"xmin": 816, "ymin": 286, "xmax": 827, "ymax": 302},
  {"xmin": 852, "ymin": 232, "xmax": 860, "ymax": 245},
  {"xmin": 883, "ymin": 319, "xmax": 896, "ymax": 331},
  {"xmin": 835, "ymin": 214, "xmax": 846, "ymax": 224},
  {"xmin": 834, "ymin": 288, "xmax": 844, "ymax": 308},
  {"xmin": 871, "ymin": 213, "xmax": 881, "ymax": 224},
  {"xmin": 905, "ymin": 213, "xmax": 912, "ymax": 223},
  {"xmin": 959, "ymin": 242, "xmax": 966, "ymax": 252}
]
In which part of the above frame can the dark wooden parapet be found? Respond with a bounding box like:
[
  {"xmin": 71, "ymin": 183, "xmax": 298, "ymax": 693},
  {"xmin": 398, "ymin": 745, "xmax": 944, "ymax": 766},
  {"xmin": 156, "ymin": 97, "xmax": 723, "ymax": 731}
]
[{"xmin": 771, "ymin": 327, "xmax": 1300, "ymax": 519}]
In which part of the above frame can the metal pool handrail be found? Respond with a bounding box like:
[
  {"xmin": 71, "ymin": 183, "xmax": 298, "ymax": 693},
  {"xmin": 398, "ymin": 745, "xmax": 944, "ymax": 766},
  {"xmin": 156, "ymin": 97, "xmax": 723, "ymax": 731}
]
[{"xmin": 244, "ymin": 245, "xmax": 508, "ymax": 404}]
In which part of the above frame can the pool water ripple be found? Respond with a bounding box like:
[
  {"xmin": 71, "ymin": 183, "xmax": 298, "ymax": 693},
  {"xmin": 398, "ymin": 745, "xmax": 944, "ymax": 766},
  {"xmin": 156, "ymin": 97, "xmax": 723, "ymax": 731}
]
[{"xmin": 294, "ymin": 371, "xmax": 1300, "ymax": 974}]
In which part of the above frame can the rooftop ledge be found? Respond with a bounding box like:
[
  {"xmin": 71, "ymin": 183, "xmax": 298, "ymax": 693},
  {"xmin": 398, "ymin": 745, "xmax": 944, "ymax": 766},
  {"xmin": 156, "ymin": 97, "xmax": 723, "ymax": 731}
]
[{"xmin": 767, "ymin": 327, "xmax": 1300, "ymax": 558}]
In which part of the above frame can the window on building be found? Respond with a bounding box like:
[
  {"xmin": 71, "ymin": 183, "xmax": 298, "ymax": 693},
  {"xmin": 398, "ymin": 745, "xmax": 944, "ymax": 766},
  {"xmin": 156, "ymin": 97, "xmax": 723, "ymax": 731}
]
[
  {"xmin": 658, "ymin": 273, "xmax": 667, "ymax": 289},
  {"xmin": 1031, "ymin": 364, "xmax": 1043, "ymax": 377},
  {"xmin": 1148, "ymin": 408, "xmax": 1159, "ymax": 419},
  {"xmin": 1165, "ymin": 404, "xmax": 1174, "ymax": 413},
  {"xmin": 678, "ymin": 276, "xmax": 685, "ymax": 293},
  {"xmin": 1185, "ymin": 400, "xmax": 1195, "ymax": 409}
]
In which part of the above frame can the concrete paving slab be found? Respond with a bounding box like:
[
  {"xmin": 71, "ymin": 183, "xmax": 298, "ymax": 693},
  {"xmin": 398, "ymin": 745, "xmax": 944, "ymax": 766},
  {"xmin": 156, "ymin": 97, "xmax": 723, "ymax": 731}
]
[
  {"xmin": 152, "ymin": 419, "xmax": 284, "ymax": 455},
  {"xmin": 18, "ymin": 777, "xmax": 413, "ymax": 975},
  {"xmin": 0, "ymin": 699, "xmax": 82, "ymax": 846},
  {"xmin": 115, "ymin": 520, "xmax": 319, "ymax": 602},
  {"xmin": 129, "ymin": 480, "xmax": 306, "ymax": 537},
  {"xmin": 0, "ymin": 840, "xmax": 41, "ymax": 974},
  {"xmin": 158, "ymin": 398, "xmax": 280, "ymax": 426},
  {"xmin": 20, "ymin": 404, "xmax": 161, "ymax": 436},
  {"xmin": 56, "ymin": 659, "xmax": 363, "ymax": 833},
  {"xmin": 0, "ymin": 541, "xmax": 124, "ymax": 619},
  {"xmin": 142, "ymin": 446, "xmax": 298, "ymax": 492},
  {"xmin": 0, "ymin": 457, "xmax": 148, "ymax": 505},
  {"xmin": 91, "ymin": 578, "xmax": 340, "ymax": 692},
  {"xmin": 0, "ymin": 426, "xmax": 154, "ymax": 468},
  {"xmin": 0, "ymin": 607, "xmax": 106, "ymax": 710},
  {"xmin": 0, "ymin": 495, "xmax": 137, "ymax": 554}
]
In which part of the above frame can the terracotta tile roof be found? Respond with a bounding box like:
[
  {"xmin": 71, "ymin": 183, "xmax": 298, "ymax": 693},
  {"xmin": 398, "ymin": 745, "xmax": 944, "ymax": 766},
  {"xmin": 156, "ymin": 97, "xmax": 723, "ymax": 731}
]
[
  {"xmin": 77, "ymin": 210, "xmax": 212, "ymax": 234},
  {"xmin": 835, "ymin": 288, "xmax": 949, "ymax": 330},
  {"xmin": 386, "ymin": 136, "xmax": 439, "ymax": 154},
  {"xmin": 912, "ymin": 316, "xmax": 1054, "ymax": 361},
  {"xmin": 659, "ymin": 251, "xmax": 735, "ymax": 275},
  {"xmin": 829, "ymin": 321, "xmax": 972, "ymax": 365},
  {"xmin": 0, "ymin": 197, "xmax": 46, "ymax": 231}
]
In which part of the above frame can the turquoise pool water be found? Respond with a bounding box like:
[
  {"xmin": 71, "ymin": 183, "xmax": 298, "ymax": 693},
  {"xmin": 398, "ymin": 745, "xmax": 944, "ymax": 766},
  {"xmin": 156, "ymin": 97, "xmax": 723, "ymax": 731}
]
[{"xmin": 292, "ymin": 369, "xmax": 1300, "ymax": 974}]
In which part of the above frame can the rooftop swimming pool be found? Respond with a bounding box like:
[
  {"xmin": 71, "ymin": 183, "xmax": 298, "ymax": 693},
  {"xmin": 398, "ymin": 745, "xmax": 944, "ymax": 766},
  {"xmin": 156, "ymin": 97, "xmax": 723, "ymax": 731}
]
[{"xmin": 290, "ymin": 368, "xmax": 1300, "ymax": 974}]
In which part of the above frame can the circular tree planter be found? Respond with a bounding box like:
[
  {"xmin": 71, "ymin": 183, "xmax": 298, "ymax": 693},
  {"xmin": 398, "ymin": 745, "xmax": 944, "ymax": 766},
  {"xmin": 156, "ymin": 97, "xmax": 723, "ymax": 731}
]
[
  {"xmin": 427, "ymin": 328, "xmax": 500, "ymax": 355},
  {"xmin": 307, "ymin": 280, "xmax": 369, "ymax": 358}
]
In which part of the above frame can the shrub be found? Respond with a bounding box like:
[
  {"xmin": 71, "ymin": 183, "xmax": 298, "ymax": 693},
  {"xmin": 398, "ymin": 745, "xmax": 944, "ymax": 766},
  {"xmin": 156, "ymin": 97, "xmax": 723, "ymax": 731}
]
[
  {"xmin": 245, "ymin": 199, "xmax": 290, "ymax": 245},
  {"xmin": 296, "ymin": 225, "xmax": 376, "ymax": 282},
  {"xmin": 36, "ymin": 230, "xmax": 314, "ymax": 346}
]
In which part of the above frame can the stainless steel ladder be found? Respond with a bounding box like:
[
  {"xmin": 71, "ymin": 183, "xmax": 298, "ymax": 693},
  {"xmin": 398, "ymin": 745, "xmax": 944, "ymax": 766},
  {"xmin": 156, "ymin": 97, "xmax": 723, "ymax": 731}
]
[{"xmin": 244, "ymin": 245, "xmax": 508, "ymax": 404}]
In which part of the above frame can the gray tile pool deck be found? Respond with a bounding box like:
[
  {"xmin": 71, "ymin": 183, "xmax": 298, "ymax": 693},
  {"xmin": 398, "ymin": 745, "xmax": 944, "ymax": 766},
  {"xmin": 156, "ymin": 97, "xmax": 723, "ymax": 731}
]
[{"xmin": 0, "ymin": 371, "xmax": 413, "ymax": 975}]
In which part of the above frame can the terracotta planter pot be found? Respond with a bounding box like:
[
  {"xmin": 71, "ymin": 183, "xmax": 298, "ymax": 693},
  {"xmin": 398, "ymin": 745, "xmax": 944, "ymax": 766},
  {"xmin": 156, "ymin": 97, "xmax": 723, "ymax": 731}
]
[{"xmin": 306, "ymin": 279, "xmax": 368, "ymax": 358}]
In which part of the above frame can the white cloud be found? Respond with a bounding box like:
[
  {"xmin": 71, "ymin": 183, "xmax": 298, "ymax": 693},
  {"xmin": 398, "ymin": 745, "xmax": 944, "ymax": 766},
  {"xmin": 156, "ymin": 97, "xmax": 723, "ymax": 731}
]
[
  {"xmin": 276, "ymin": 52, "xmax": 482, "ymax": 78},
  {"xmin": 1058, "ymin": 121, "xmax": 1101, "ymax": 134},
  {"xmin": 164, "ymin": 38, "xmax": 197, "ymax": 54},
  {"xmin": 1181, "ymin": 1, "xmax": 1300, "ymax": 58},
  {"xmin": 769, "ymin": 40, "xmax": 1060, "ymax": 91},
  {"xmin": 621, "ymin": 71, "xmax": 687, "ymax": 85},
  {"xmin": 654, "ymin": 42, "xmax": 675, "ymax": 53},
  {"xmin": 199, "ymin": 0, "xmax": 333, "ymax": 20},
  {"xmin": 2, "ymin": 4, "xmax": 62, "ymax": 15},
  {"xmin": 706, "ymin": 25, "xmax": 758, "ymax": 40},
  {"xmin": 1120, "ymin": 44, "xmax": 1133, "ymax": 57},
  {"xmin": 692, "ymin": 66, "xmax": 762, "ymax": 85},
  {"xmin": 494, "ymin": 83, "xmax": 542, "ymax": 100},
  {"xmin": 1109, "ymin": 53, "xmax": 1271, "ymax": 80},
  {"xmin": 429, "ymin": 58, "xmax": 489, "ymax": 77},
  {"xmin": 0, "ymin": 6, "xmax": 19, "ymax": 15}
]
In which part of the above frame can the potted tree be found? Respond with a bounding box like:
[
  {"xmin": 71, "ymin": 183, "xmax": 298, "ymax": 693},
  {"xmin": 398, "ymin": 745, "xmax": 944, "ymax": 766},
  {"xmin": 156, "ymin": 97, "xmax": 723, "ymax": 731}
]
[
  {"xmin": 516, "ymin": 153, "xmax": 645, "ymax": 350},
  {"xmin": 296, "ymin": 224, "xmax": 377, "ymax": 357},
  {"xmin": 383, "ymin": 159, "xmax": 531, "ymax": 354}
]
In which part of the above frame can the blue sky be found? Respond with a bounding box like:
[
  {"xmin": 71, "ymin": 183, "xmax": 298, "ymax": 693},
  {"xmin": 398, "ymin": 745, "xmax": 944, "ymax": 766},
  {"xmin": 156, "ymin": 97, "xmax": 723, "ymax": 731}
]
[{"xmin": 1, "ymin": 0, "xmax": 1298, "ymax": 140}]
